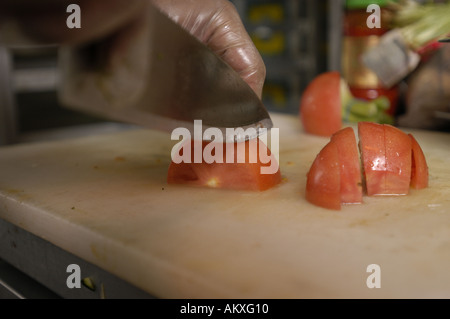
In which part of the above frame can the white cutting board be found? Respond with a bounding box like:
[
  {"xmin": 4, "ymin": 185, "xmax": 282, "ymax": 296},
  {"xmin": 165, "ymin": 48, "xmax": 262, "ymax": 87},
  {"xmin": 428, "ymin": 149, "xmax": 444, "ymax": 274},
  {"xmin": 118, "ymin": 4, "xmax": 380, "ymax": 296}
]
[{"xmin": 1, "ymin": 113, "xmax": 450, "ymax": 298}]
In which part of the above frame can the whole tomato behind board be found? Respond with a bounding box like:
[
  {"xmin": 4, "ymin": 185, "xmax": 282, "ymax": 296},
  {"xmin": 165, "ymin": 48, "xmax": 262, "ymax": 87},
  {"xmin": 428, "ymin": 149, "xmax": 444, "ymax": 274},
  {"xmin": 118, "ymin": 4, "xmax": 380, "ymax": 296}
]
[{"xmin": 299, "ymin": 71, "xmax": 342, "ymax": 137}]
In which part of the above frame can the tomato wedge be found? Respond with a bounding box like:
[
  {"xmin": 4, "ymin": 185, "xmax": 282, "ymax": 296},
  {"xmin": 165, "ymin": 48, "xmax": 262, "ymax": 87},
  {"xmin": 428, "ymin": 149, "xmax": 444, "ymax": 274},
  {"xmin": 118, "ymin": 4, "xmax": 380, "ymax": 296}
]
[
  {"xmin": 167, "ymin": 139, "xmax": 282, "ymax": 191},
  {"xmin": 305, "ymin": 140, "xmax": 341, "ymax": 210},
  {"xmin": 306, "ymin": 127, "xmax": 362, "ymax": 210},
  {"xmin": 358, "ymin": 122, "xmax": 413, "ymax": 195},
  {"xmin": 331, "ymin": 127, "xmax": 363, "ymax": 204},
  {"xmin": 299, "ymin": 71, "xmax": 342, "ymax": 137},
  {"xmin": 306, "ymin": 122, "xmax": 428, "ymax": 210},
  {"xmin": 409, "ymin": 134, "xmax": 429, "ymax": 189},
  {"xmin": 384, "ymin": 125, "xmax": 412, "ymax": 195},
  {"xmin": 358, "ymin": 122, "xmax": 386, "ymax": 196}
]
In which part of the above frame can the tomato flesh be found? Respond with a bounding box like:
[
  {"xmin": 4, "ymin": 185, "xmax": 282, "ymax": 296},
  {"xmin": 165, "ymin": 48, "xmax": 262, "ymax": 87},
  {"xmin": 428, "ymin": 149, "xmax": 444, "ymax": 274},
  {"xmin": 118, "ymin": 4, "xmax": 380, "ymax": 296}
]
[
  {"xmin": 358, "ymin": 122, "xmax": 386, "ymax": 196},
  {"xmin": 299, "ymin": 71, "xmax": 342, "ymax": 137},
  {"xmin": 384, "ymin": 125, "xmax": 412, "ymax": 195},
  {"xmin": 409, "ymin": 134, "xmax": 429, "ymax": 189},
  {"xmin": 305, "ymin": 141, "xmax": 341, "ymax": 210},
  {"xmin": 358, "ymin": 122, "xmax": 414, "ymax": 196},
  {"xmin": 331, "ymin": 127, "xmax": 363, "ymax": 204},
  {"xmin": 167, "ymin": 139, "xmax": 282, "ymax": 191},
  {"xmin": 306, "ymin": 122, "xmax": 428, "ymax": 210}
]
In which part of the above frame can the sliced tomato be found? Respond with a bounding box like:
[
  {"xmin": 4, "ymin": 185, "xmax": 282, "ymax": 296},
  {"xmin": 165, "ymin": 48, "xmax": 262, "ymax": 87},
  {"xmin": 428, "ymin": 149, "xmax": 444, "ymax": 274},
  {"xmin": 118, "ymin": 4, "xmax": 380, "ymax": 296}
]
[
  {"xmin": 359, "ymin": 122, "xmax": 414, "ymax": 196},
  {"xmin": 331, "ymin": 127, "xmax": 363, "ymax": 204},
  {"xmin": 305, "ymin": 140, "xmax": 341, "ymax": 210},
  {"xmin": 299, "ymin": 71, "xmax": 342, "ymax": 137},
  {"xmin": 358, "ymin": 122, "xmax": 386, "ymax": 196},
  {"xmin": 167, "ymin": 139, "xmax": 282, "ymax": 191},
  {"xmin": 384, "ymin": 124, "xmax": 412, "ymax": 195},
  {"xmin": 409, "ymin": 134, "xmax": 429, "ymax": 189}
]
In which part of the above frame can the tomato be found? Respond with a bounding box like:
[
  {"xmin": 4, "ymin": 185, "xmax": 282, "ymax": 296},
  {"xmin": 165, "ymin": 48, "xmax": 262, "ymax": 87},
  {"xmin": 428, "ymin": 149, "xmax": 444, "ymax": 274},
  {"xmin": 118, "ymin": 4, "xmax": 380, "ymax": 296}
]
[
  {"xmin": 307, "ymin": 122, "xmax": 428, "ymax": 210},
  {"xmin": 358, "ymin": 122, "xmax": 413, "ymax": 196},
  {"xmin": 305, "ymin": 127, "xmax": 362, "ymax": 210},
  {"xmin": 305, "ymin": 140, "xmax": 341, "ymax": 210},
  {"xmin": 409, "ymin": 134, "xmax": 429, "ymax": 189},
  {"xmin": 358, "ymin": 122, "xmax": 386, "ymax": 196},
  {"xmin": 167, "ymin": 139, "xmax": 282, "ymax": 191},
  {"xmin": 331, "ymin": 127, "xmax": 363, "ymax": 204},
  {"xmin": 299, "ymin": 71, "xmax": 342, "ymax": 137},
  {"xmin": 384, "ymin": 125, "xmax": 412, "ymax": 195}
]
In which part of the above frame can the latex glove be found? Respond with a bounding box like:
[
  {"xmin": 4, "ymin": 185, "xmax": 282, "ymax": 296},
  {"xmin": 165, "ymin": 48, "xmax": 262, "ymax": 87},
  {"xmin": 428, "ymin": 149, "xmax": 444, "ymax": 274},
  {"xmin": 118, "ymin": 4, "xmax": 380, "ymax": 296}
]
[
  {"xmin": 0, "ymin": 0, "xmax": 265, "ymax": 98},
  {"xmin": 150, "ymin": 0, "xmax": 266, "ymax": 98}
]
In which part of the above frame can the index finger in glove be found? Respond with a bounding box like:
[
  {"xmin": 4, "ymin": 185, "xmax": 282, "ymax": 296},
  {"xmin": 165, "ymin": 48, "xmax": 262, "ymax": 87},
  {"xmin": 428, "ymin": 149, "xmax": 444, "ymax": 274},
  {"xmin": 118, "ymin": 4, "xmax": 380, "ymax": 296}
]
[{"xmin": 151, "ymin": 0, "xmax": 266, "ymax": 98}]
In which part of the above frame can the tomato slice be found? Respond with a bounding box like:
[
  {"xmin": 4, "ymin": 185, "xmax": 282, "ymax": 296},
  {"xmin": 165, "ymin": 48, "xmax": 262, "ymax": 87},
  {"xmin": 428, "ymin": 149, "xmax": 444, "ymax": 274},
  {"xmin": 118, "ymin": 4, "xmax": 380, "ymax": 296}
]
[
  {"xmin": 359, "ymin": 122, "xmax": 414, "ymax": 196},
  {"xmin": 299, "ymin": 71, "xmax": 342, "ymax": 137},
  {"xmin": 167, "ymin": 139, "xmax": 282, "ymax": 191},
  {"xmin": 331, "ymin": 127, "xmax": 363, "ymax": 204},
  {"xmin": 384, "ymin": 124, "xmax": 412, "ymax": 195},
  {"xmin": 305, "ymin": 140, "xmax": 341, "ymax": 210},
  {"xmin": 409, "ymin": 134, "xmax": 429, "ymax": 189},
  {"xmin": 358, "ymin": 122, "xmax": 386, "ymax": 196}
]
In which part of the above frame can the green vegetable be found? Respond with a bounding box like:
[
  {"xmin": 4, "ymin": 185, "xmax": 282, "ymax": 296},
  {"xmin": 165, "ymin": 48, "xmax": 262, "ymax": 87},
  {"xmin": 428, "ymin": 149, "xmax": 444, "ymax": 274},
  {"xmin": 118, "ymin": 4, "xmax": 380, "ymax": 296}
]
[
  {"xmin": 349, "ymin": 100, "xmax": 378, "ymax": 118},
  {"xmin": 388, "ymin": 0, "xmax": 450, "ymax": 50},
  {"xmin": 373, "ymin": 96, "xmax": 390, "ymax": 111},
  {"xmin": 82, "ymin": 277, "xmax": 96, "ymax": 291}
]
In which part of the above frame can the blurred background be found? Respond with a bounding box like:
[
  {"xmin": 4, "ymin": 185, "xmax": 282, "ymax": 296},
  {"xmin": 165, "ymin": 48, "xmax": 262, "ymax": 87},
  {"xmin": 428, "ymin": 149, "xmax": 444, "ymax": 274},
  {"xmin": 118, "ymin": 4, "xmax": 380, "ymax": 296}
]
[{"xmin": 0, "ymin": 0, "xmax": 448, "ymax": 146}]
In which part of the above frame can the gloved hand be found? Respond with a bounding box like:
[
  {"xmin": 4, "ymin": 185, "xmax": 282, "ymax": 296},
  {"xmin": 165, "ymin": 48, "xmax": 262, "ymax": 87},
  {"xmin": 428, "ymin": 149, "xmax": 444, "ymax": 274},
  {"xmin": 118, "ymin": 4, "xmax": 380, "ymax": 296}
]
[
  {"xmin": 0, "ymin": 0, "xmax": 265, "ymax": 98},
  {"xmin": 150, "ymin": 0, "xmax": 266, "ymax": 98}
]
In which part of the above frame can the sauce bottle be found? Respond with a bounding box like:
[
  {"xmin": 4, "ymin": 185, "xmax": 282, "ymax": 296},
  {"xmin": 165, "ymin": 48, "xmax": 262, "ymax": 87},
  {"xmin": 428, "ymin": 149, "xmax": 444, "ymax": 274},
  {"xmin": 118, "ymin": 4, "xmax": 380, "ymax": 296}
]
[{"xmin": 341, "ymin": 0, "xmax": 399, "ymax": 118}]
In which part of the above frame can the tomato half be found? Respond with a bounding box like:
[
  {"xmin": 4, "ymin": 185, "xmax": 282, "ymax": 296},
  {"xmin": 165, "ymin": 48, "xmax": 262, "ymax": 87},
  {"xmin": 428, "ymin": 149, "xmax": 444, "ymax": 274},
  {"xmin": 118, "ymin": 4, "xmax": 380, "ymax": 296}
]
[
  {"xmin": 359, "ymin": 122, "xmax": 414, "ymax": 196},
  {"xmin": 305, "ymin": 140, "xmax": 341, "ymax": 210},
  {"xmin": 409, "ymin": 134, "xmax": 429, "ymax": 189},
  {"xmin": 358, "ymin": 122, "xmax": 386, "ymax": 196},
  {"xmin": 167, "ymin": 139, "xmax": 282, "ymax": 191},
  {"xmin": 299, "ymin": 71, "xmax": 342, "ymax": 137},
  {"xmin": 384, "ymin": 124, "xmax": 412, "ymax": 195},
  {"xmin": 331, "ymin": 127, "xmax": 363, "ymax": 204}
]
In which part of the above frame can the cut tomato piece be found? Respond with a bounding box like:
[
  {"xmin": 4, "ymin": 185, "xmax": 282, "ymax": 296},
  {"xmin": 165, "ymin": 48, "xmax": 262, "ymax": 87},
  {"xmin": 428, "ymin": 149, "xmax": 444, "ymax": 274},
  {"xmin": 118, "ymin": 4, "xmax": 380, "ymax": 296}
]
[
  {"xmin": 331, "ymin": 127, "xmax": 363, "ymax": 204},
  {"xmin": 358, "ymin": 122, "xmax": 386, "ymax": 196},
  {"xmin": 384, "ymin": 124, "xmax": 412, "ymax": 195},
  {"xmin": 299, "ymin": 71, "xmax": 342, "ymax": 137},
  {"xmin": 409, "ymin": 134, "xmax": 429, "ymax": 189},
  {"xmin": 305, "ymin": 140, "xmax": 341, "ymax": 210},
  {"xmin": 167, "ymin": 139, "xmax": 282, "ymax": 191}
]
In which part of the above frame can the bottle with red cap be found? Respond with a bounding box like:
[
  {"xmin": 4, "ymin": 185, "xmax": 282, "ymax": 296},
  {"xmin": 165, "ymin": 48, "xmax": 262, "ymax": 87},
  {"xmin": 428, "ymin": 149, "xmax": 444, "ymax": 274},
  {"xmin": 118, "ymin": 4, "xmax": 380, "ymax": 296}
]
[{"xmin": 341, "ymin": 0, "xmax": 399, "ymax": 122}]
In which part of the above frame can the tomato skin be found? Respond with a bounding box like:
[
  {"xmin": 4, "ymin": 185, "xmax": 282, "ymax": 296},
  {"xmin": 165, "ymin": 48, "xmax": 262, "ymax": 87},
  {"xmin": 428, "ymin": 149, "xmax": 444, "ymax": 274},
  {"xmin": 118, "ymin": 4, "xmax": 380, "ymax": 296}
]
[
  {"xmin": 358, "ymin": 122, "xmax": 386, "ymax": 196},
  {"xmin": 305, "ymin": 141, "xmax": 341, "ymax": 210},
  {"xmin": 299, "ymin": 71, "xmax": 342, "ymax": 137},
  {"xmin": 384, "ymin": 125, "xmax": 412, "ymax": 195},
  {"xmin": 358, "ymin": 122, "xmax": 414, "ymax": 196},
  {"xmin": 167, "ymin": 139, "xmax": 282, "ymax": 192},
  {"xmin": 307, "ymin": 122, "xmax": 428, "ymax": 209},
  {"xmin": 331, "ymin": 127, "xmax": 363, "ymax": 204},
  {"xmin": 409, "ymin": 134, "xmax": 429, "ymax": 189}
]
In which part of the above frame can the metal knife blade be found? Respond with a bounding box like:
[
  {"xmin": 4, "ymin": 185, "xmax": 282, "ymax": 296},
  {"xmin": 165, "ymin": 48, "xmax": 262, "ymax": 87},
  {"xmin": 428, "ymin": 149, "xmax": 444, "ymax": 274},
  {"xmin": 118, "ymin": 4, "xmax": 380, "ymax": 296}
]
[{"xmin": 58, "ymin": 3, "xmax": 272, "ymax": 142}]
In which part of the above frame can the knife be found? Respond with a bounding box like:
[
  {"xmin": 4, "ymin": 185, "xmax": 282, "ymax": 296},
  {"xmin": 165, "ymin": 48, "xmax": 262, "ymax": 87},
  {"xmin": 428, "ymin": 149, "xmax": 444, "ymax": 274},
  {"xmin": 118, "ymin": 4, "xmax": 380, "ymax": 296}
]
[{"xmin": 58, "ymin": 3, "xmax": 272, "ymax": 142}]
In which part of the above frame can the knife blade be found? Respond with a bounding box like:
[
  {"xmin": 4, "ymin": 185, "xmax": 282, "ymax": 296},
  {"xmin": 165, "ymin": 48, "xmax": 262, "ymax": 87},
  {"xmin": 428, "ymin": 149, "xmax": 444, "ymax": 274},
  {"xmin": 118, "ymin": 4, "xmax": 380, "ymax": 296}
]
[{"xmin": 58, "ymin": 3, "xmax": 272, "ymax": 142}]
